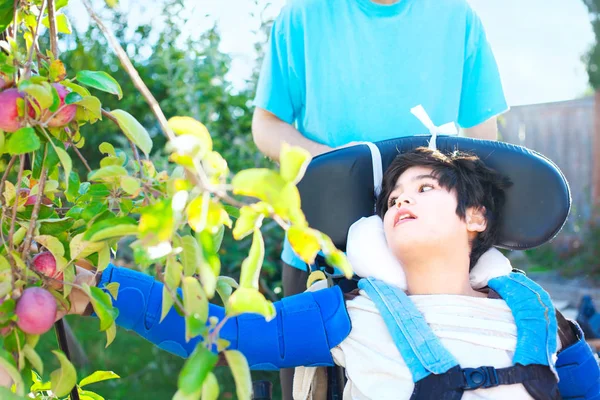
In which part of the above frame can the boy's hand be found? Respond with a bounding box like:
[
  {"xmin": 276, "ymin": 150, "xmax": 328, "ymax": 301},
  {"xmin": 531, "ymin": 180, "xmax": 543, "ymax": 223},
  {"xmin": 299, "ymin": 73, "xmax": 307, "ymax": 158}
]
[{"xmin": 55, "ymin": 266, "xmax": 98, "ymax": 321}]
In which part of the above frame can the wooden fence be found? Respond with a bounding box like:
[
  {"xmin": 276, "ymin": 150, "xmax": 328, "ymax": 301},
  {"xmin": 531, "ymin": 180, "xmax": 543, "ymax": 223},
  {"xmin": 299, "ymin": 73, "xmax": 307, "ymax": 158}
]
[{"xmin": 498, "ymin": 95, "xmax": 596, "ymax": 240}]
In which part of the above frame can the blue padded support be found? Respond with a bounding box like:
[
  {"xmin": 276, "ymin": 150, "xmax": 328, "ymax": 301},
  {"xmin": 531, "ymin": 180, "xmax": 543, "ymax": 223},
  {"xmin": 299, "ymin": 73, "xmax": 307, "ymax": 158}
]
[
  {"xmin": 98, "ymin": 265, "xmax": 351, "ymax": 369},
  {"xmin": 556, "ymin": 322, "xmax": 600, "ymax": 400},
  {"xmin": 488, "ymin": 273, "xmax": 557, "ymax": 368}
]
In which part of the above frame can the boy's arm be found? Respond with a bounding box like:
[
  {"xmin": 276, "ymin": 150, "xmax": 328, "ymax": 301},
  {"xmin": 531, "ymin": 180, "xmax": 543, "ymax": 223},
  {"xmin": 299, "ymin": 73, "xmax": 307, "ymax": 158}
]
[
  {"xmin": 555, "ymin": 311, "xmax": 600, "ymax": 399},
  {"xmin": 90, "ymin": 264, "xmax": 351, "ymax": 370}
]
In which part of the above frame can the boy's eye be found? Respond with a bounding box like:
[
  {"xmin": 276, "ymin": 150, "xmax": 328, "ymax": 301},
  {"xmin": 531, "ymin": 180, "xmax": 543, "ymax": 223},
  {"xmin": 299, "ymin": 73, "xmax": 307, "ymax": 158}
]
[
  {"xmin": 387, "ymin": 196, "xmax": 397, "ymax": 208},
  {"xmin": 419, "ymin": 184, "xmax": 434, "ymax": 193}
]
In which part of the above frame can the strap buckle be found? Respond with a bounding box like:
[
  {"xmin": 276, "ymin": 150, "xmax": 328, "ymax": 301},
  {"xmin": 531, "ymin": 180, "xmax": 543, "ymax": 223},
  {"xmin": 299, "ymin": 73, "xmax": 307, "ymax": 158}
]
[{"xmin": 462, "ymin": 366, "xmax": 499, "ymax": 390}]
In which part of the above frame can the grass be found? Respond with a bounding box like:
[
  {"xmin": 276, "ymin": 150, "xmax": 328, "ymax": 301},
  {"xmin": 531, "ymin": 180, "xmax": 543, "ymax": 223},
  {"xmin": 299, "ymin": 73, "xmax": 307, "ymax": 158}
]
[{"xmin": 36, "ymin": 316, "xmax": 281, "ymax": 400}]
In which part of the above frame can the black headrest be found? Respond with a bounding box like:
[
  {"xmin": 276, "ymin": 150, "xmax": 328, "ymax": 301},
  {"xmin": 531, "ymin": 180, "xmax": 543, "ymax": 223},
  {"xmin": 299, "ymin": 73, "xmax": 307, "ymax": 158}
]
[{"xmin": 297, "ymin": 135, "xmax": 571, "ymax": 252}]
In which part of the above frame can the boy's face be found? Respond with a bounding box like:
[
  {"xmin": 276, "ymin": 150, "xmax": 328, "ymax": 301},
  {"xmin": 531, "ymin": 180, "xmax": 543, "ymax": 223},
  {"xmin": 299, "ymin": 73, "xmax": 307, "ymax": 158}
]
[{"xmin": 382, "ymin": 166, "xmax": 472, "ymax": 259}]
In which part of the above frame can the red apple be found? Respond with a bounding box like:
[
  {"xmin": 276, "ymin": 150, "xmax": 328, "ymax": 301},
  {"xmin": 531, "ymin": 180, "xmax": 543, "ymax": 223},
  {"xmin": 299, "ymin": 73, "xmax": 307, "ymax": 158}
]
[
  {"xmin": 0, "ymin": 89, "xmax": 25, "ymax": 133},
  {"xmin": 15, "ymin": 287, "xmax": 57, "ymax": 335},
  {"xmin": 17, "ymin": 188, "xmax": 53, "ymax": 207},
  {"xmin": 32, "ymin": 251, "xmax": 57, "ymax": 277},
  {"xmin": 44, "ymin": 84, "xmax": 76, "ymax": 128}
]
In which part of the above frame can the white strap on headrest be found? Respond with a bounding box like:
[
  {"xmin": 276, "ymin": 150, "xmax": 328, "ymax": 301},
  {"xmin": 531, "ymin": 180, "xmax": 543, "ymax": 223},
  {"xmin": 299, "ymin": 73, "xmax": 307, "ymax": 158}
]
[
  {"xmin": 352, "ymin": 142, "xmax": 383, "ymax": 198},
  {"xmin": 410, "ymin": 105, "xmax": 458, "ymax": 151}
]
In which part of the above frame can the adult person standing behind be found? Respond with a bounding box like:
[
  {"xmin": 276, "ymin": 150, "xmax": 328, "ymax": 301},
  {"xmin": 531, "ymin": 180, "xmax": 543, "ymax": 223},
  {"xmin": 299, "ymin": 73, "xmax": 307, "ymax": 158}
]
[{"xmin": 251, "ymin": 0, "xmax": 507, "ymax": 398}]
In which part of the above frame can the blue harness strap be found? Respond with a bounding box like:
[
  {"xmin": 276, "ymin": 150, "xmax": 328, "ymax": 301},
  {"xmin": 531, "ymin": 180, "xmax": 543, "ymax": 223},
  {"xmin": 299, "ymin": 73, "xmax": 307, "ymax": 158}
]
[
  {"xmin": 487, "ymin": 272, "xmax": 557, "ymax": 369},
  {"xmin": 358, "ymin": 278, "xmax": 459, "ymax": 382},
  {"xmin": 358, "ymin": 275, "xmax": 557, "ymax": 384},
  {"xmin": 98, "ymin": 264, "xmax": 352, "ymax": 369}
]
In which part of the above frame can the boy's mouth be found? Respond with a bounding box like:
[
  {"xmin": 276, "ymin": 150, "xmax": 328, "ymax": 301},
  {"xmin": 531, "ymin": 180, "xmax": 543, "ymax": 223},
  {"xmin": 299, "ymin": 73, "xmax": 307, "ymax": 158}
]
[{"xmin": 394, "ymin": 210, "xmax": 417, "ymax": 226}]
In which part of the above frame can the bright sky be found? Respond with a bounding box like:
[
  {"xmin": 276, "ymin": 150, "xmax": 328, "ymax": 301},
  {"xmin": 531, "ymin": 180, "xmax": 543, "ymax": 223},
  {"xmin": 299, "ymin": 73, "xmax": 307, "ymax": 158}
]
[{"xmin": 69, "ymin": 0, "xmax": 594, "ymax": 107}]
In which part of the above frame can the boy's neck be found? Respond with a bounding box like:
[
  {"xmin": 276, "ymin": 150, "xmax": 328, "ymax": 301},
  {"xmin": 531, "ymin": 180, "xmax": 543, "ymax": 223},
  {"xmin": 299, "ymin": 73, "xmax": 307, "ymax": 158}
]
[{"xmin": 401, "ymin": 252, "xmax": 485, "ymax": 298}]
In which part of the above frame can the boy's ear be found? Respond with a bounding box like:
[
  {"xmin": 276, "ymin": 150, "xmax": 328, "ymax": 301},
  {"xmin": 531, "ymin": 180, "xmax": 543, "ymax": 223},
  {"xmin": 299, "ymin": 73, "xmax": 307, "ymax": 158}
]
[{"xmin": 466, "ymin": 206, "xmax": 487, "ymax": 233}]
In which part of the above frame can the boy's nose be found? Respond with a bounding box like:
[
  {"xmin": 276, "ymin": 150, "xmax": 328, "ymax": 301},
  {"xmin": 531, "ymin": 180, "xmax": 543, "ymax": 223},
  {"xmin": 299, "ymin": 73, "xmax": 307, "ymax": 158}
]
[{"xmin": 395, "ymin": 194, "xmax": 414, "ymax": 207}]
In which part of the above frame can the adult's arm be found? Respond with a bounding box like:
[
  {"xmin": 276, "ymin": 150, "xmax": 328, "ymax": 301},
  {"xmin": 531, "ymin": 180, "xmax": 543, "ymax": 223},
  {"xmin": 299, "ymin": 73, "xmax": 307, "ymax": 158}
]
[{"xmin": 252, "ymin": 107, "xmax": 332, "ymax": 161}]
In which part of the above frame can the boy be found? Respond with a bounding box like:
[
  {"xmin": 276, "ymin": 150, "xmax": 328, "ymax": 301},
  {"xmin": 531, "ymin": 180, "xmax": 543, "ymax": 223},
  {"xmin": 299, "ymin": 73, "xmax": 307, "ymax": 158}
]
[{"xmin": 45, "ymin": 148, "xmax": 600, "ymax": 398}]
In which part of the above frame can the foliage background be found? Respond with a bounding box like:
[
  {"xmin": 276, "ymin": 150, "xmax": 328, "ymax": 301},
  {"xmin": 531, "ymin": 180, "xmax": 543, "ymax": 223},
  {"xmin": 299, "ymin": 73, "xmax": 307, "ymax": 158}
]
[{"xmin": 34, "ymin": 0, "xmax": 283, "ymax": 398}]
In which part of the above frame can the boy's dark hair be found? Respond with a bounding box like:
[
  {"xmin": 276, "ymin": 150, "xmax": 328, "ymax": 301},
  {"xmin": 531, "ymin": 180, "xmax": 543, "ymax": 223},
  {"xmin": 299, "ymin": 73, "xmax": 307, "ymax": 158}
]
[{"xmin": 376, "ymin": 147, "xmax": 512, "ymax": 270}]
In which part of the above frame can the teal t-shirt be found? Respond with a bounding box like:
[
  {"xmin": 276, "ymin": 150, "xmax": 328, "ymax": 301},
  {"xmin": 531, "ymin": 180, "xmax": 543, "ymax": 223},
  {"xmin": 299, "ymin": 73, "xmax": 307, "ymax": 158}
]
[{"xmin": 254, "ymin": 0, "xmax": 508, "ymax": 269}]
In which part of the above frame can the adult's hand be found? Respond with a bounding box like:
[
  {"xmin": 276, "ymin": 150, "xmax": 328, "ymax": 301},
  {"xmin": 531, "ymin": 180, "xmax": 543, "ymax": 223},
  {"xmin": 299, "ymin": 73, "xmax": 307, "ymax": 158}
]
[{"xmin": 252, "ymin": 108, "xmax": 333, "ymax": 161}]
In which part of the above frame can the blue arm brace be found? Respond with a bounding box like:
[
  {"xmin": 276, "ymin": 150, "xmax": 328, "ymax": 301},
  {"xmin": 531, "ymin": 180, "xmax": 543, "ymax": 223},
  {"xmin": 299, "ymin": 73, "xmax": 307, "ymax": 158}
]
[
  {"xmin": 97, "ymin": 264, "xmax": 351, "ymax": 370},
  {"xmin": 556, "ymin": 322, "xmax": 600, "ymax": 400}
]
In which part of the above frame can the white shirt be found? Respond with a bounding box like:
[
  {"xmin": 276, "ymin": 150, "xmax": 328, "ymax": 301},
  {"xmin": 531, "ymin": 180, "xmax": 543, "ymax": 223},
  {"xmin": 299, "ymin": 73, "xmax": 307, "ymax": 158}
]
[{"xmin": 329, "ymin": 292, "xmax": 533, "ymax": 400}]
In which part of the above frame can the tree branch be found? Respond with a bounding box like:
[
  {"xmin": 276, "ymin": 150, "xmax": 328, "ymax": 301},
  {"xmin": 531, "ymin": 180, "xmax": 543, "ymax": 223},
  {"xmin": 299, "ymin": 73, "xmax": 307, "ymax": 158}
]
[
  {"xmin": 24, "ymin": 1, "xmax": 46, "ymax": 79},
  {"xmin": 21, "ymin": 147, "xmax": 49, "ymax": 259},
  {"xmin": 47, "ymin": 0, "xmax": 59, "ymax": 58},
  {"xmin": 71, "ymin": 145, "xmax": 92, "ymax": 174},
  {"xmin": 8, "ymin": 156, "xmax": 26, "ymax": 253},
  {"xmin": 82, "ymin": 0, "xmax": 176, "ymax": 142}
]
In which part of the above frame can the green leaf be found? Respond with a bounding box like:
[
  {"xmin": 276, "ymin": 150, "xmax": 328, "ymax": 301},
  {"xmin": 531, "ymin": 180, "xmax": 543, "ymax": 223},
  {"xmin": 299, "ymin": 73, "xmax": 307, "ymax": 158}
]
[
  {"xmin": 227, "ymin": 288, "xmax": 275, "ymax": 321},
  {"xmin": 105, "ymin": 321, "xmax": 116, "ymax": 348},
  {"xmin": 103, "ymin": 282, "xmax": 119, "ymax": 300},
  {"xmin": 76, "ymin": 71, "xmax": 123, "ymax": 99},
  {"xmin": 66, "ymin": 171, "xmax": 81, "ymax": 202},
  {"xmin": 233, "ymin": 205, "xmax": 266, "ymax": 240},
  {"xmin": 177, "ymin": 345, "xmax": 218, "ymax": 395},
  {"xmin": 88, "ymin": 165, "xmax": 128, "ymax": 182},
  {"xmin": 55, "ymin": 147, "xmax": 72, "ymax": 191},
  {"xmin": 225, "ymin": 350, "xmax": 252, "ymax": 400},
  {"xmin": 182, "ymin": 277, "xmax": 208, "ymax": 342},
  {"xmin": 216, "ymin": 278, "xmax": 234, "ymax": 308},
  {"xmin": 34, "ymin": 235, "xmax": 65, "ymax": 258},
  {"xmin": 97, "ymin": 243, "xmax": 111, "ymax": 272},
  {"xmin": 0, "ymin": 1, "xmax": 14, "ymax": 34},
  {"xmin": 0, "ymin": 353, "xmax": 24, "ymax": 395},
  {"xmin": 84, "ymin": 217, "xmax": 138, "ymax": 242},
  {"xmin": 82, "ymin": 284, "xmax": 119, "ymax": 331},
  {"xmin": 232, "ymin": 169, "xmax": 286, "ymax": 205},
  {"xmin": 161, "ymin": 257, "xmax": 182, "ymax": 322},
  {"xmin": 0, "ymin": 387, "xmax": 24, "ymax": 400},
  {"xmin": 23, "ymin": 344, "xmax": 43, "ymax": 375},
  {"xmin": 70, "ymin": 233, "xmax": 105, "ymax": 260},
  {"xmin": 160, "ymin": 286, "xmax": 174, "ymax": 324},
  {"xmin": 5, "ymin": 127, "xmax": 40, "ymax": 155},
  {"xmin": 42, "ymin": 13, "xmax": 72, "ymax": 34},
  {"xmin": 109, "ymin": 109, "xmax": 152, "ymax": 156},
  {"xmin": 38, "ymin": 217, "xmax": 74, "ymax": 236},
  {"xmin": 280, "ymin": 143, "xmax": 311, "ymax": 184},
  {"xmin": 80, "ymin": 390, "xmax": 107, "ymax": 400},
  {"xmin": 49, "ymin": 85, "xmax": 60, "ymax": 113},
  {"xmin": 287, "ymin": 226, "xmax": 321, "ymax": 264},
  {"xmin": 180, "ymin": 236, "xmax": 200, "ymax": 277},
  {"xmin": 76, "ymin": 96, "xmax": 102, "ymax": 121},
  {"xmin": 120, "ymin": 176, "xmax": 140, "ymax": 195},
  {"xmin": 201, "ymin": 372, "xmax": 219, "ymax": 400},
  {"xmin": 325, "ymin": 250, "xmax": 353, "ymax": 279},
  {"xmin": 50, "ymin": 350, "xmax": 77, "ymax": 397},
  {"xmin": 79, "ymin": 370, "xmax": 120, "ymax": 388},
  {"xmin": 64, "ymin": 92, "xmax": 83, "ymax": 105},
  {"xmin": 239, "ymin": 229, "xmax": 264, "ymax": 290},
  {"xmin": 168, "ymin": 116, "xmax": 212, "ymax": 157},
  {"xmin": 0, "ymin": 130, "xmax": 5, "ymax": 154},
  {"xmin": 99, "ymin": 142, "xmax": 116, "ymax": 156},
  {"xmin": 20, "ymin": 82, "xmax": 53, "ymax": 109}
]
